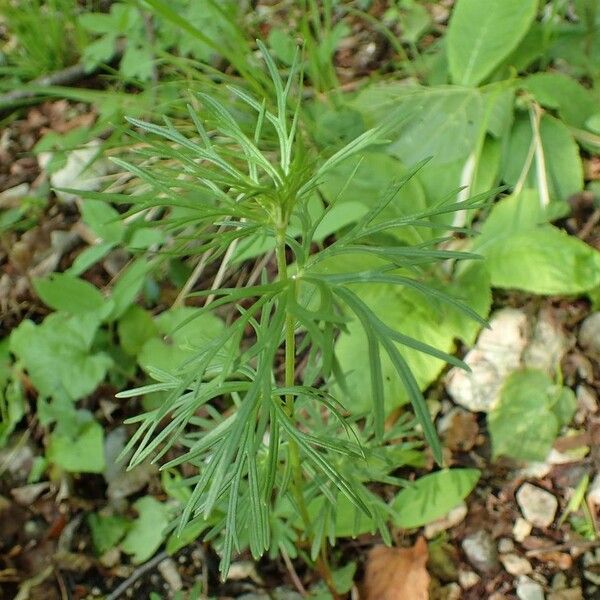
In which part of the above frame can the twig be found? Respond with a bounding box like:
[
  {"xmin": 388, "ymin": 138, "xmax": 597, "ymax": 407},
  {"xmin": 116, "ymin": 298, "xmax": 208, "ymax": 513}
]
[
  {"xmin": 0, "ymin": 43, "xmax": 124, "ymax": 110},
  {"xmin": 281, "ymin": 549, "xmax": 308, "ymax": 597},
  {"xmin": 105, "ymin": 550, "xmax": 168, "ymax": 600},
  {"xmin": 525, "ymin": 539, "xmax": 600, "ymax": 556},
  {"xmin": 578, "ymin": 207, "xmax": 600, "ymax": 241}
]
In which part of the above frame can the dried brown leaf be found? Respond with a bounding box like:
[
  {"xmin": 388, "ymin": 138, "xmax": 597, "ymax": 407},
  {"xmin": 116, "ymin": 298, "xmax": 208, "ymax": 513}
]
[{"xmin": 363, "ymin": 537, "xmax": 430, "ymax": 600}]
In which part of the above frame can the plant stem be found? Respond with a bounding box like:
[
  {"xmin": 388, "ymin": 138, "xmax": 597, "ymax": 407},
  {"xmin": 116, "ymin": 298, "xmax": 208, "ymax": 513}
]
[
  {"xmin": 275, "ymin": 226, "xmax": 311, "ymax": 531},
  {"xmin": 276, "ymin": 224, "xmax": 339, "ymax": 598}
]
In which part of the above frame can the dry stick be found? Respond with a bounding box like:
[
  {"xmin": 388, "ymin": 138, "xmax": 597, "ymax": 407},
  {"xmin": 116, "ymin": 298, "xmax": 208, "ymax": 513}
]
[
  {"xmin": 0, "ymin": 43, "xmax": 125, "ymax": 110},
  {"xmin": 105, "ymin": 551, "xmax": 168, "ymax": 600},
  {"xmin": 281, "ymin": 549, "xmax": 308, "ymax": 597}
]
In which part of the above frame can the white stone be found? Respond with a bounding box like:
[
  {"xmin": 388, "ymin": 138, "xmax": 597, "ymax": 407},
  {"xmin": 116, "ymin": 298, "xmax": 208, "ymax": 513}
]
[
  {"xmin": 501, "ymin": 553, "xmax": 532, "ymax": 576},
  {"xmin": 523, "ymin": 309, "xmax": 570, "ymax": 377},
  {"xmin": 513, "ymin": 518, "xmax": 533, "ymax": 542},
  {"xmin": 424, "ymin": 502, "xmax": 468, "ymax": 538},
  {"xmin": 458, "ymin": 570, "xmax": 480, "ymax": 589},
  {"xmin": 586, "ymin": 474, "xmax": 600, "ymax": 514},
  {"xmin": 498, "ymin": 538, "xmax": 515, "ymax": 553},
  {"xmin": 38, "ymin": 139, "xmax": 109, "ymax": 203},
  {"xmin": 446, "ymin": 308, "xmax": 529, "ymax": 412},
  {"xmin": 516, "ymin": 483, "xmax": 558, "ymax": 528},
  {"xmin": 579, "ymin": 313, "xmax": 600, "ymax": 355},
  {"xmin": 516, "ymin": 575, "xmax": 545, "ymax": 600},
  {"xmin": 158, "ymin": 558, "xmax": 182, "ymax": 591}
]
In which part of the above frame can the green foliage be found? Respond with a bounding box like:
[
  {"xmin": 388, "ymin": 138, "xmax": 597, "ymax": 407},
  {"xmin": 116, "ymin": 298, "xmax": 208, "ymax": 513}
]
[
  {"xmin": 10, "ymin": 313, "xmax": 111, "ymax": 401},
  {"xmin": 100, "ymin": 45, "xmax": 487, "ymax": 576},
  {"xmin": 391, "ymin": 468, "xmax": 480, "ymax": 528},
  {"xmin": 121, "ymin": 496, "xmax": 172, "ymax": 563},
  {"xmin": 447, "ymin": 0, "xmax": 538, "ymax": 86},
  {"xmin": 489, "ymin": 369, "xmax": 576, "ymax": 461}
]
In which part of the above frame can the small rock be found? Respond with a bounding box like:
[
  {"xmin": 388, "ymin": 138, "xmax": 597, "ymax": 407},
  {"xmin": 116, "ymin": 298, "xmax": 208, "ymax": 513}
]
[
  {"xmin": 498, "ymin": 538, "xmax": 515, "ymax": 553},
  {"xmin": 38, "ymin": 139, "xmax": 109, "ymax": 203},
  {"xmin": 516, "ymin": 483, "xmax": 558, "ymax": 528},
  {"xmin": 227, "ymin": 561, "xmax": 264, "ymax": 584},
  {"xmin": 424, "ymin": 503, "xmax": 468, "ymax": 538},
  {"xmin": 523, "ymin": 309, "xmax": 570, "ymax": 377},
  {"xmin": 458, "ymin": 570, "xmax": 480, "ymax": 589},
  {"xmin": 576, "ymin": 384, "xmax": 597, "ymax": 414},
  {"xmin": 551, "ymin": 573, "xmax": 567, "ymax": 591},
  {"xmin": 516, "ymin": 575, "xmax": 545, "ymax": 600},
  {"xmin": 10, "ymin": 482, "xmax": 50, "ymax": 505},
  {"xmin": 158, "ymin": 558, "xmax": 182, "ymax": 592},
  {"xmin": 513, "ymin": 518, "xmax": 533, "ymax": 543},
  {"xmin": 461, "ymin": 530, "xmax": 499, "ymax": 574},
  {"xmin": 441, "ymin": 582, "xmax": 461, "ymax": 600},
  {"xmin": 587, "ymin": 474, "xmax": 600, "ymax": 515},
  {"xmin": 548, "ymin": 589, "xmax": 583, "ymax": 600},
  {"xmin": 447, "ymin": 308, "xmax": 529, "ymax": 412},
  {"xmin": 579, "ymin": 313, "xmax": 600, "ymax": 355},
  {"xmin": 500, "ymin": 553, "xmax": 532, "ymax": 576},
  {"xmin": 99, "ymin": 547, "xmax": 120, "ymax": 568}
]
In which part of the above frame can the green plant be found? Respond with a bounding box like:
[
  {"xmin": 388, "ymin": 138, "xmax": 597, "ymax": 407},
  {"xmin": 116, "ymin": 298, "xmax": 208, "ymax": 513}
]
[
  {"xmin": 87, "ymin": 43, "xmax": 490, "ymax": 593},
  {"xmin": 0, "ymin": 0, "xmax": 88, "ymax": 82}
]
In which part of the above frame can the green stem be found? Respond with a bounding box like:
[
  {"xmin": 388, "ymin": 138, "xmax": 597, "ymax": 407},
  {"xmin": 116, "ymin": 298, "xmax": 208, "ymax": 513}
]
[{"xmin": 275, "ymin": 226, "xmax": 311, "ymax": 532}]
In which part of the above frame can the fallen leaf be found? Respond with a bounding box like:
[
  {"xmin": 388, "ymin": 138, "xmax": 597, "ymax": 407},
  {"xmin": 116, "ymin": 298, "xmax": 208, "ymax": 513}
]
[{"xmin": 363, "ymin": 537, "xmax": 430, "ymax": 600}]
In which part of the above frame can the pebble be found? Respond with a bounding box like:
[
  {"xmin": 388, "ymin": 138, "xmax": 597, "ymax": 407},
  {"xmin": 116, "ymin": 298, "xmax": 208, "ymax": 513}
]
[
  {"xmin": 513, "ymin": 517, "xmax": 533, "ymax": 542},
  {"xmin": 586, "ymin": 474, "xmax": 600, "ymax": 515},
  {"xmin": 498, "ymin": 538, "xmax": 515, "ymax": 553},
  {"xmin": 462, "ymin": 530, "xmax": 499, "ymax": 574},
  {"xmin": 424, "ymin": 502, "xmax": 468, "ymax": 538},
  {"xmin": 578, "ymin": 313, "xmax": 600, "ymax": 355},
  {"xmin": 523, "ymin": 309, "xmax": 570, "ymax": 377},
  {"xmin": 446, "ymin": 309, "xmax": 529, "ymax": 412},
  {"xmin": 516, "ymin": 483, "xmax": 558, "ymax": 528},
  {"xmin": 500, "ymin": 553, "xmax": 532, "ymax": 576},
  {"xmin": 158, "ymin": 558, "xmax": 182, "ymax": 592},
  {"xmin": 458, "ymin": 570, "xmax": 480, "ymax": 589},
  {"xmin": 516, "ymin": 575, "xmax": 545, "ymax": 600}
]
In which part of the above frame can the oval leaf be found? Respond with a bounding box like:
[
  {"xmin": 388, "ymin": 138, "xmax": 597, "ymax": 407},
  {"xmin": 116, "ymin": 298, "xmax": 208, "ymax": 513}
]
[
  {"xmin": 391, "ymin": 468, "xmax": 480, "ymax": 528},
  {"xmin": 447, "ymin": 0, "xmax": 538, "ymax": 86},
  {"xmin": 34, "ymin": 273, "xmax": 106, "ymax": 314}
]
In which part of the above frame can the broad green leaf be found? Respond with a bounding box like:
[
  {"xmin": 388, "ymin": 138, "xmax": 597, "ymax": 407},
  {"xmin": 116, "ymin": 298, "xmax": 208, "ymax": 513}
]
[
  {"xmin": 486, "ymin": 227, "xmax": 600, "ymax": 294},
  {"xmin": 308, "ymin": 494, "xmax": 377, "ymax": 539},
  {"xmin": 447, "ymin": 0, "xmax": 538, "ymax": 86},
  {"xmin": 391, "ymin": 469, "xmax": 480, "ymax": 528},
  {"xmin": 48, "ymin": 420, "xmax": 105, "ymax": 473},
  {"xmin": 350, "ymin": 84, "xmax": 483, "ymax": 164},
  {"xmin": 474, "ymin": 192, "xmax": 600, "ymax": 295},
  {"xmin": 68, "ymin": 242, "xmax": 115, "ymax": 276},
  {"xmin": 87, "ymin": 513, "xmax": 131, "ymax": 555},
  {"xmin": 488, "ymin": 369, "xmax": 576, "ymax": 461},
  {"xmin": 317, "ymin": 152, "xmax": 429, "ymax": 244},
  {"xmin": 522, "ymin": 72, "xmax": 598, "ymax": 129},
  {"xmin": 118, "ymin": 306, "xmax": 158, "ymax": 356},
  {"xmin": 121, "ymin": 496, "xmax": 171, "ymax": 563},
  {"xmin": 10, "ymin": 313, "xmax": 112, "ymax": 400},
  {"xmin": 109, "ymin": 259, "xmax": 149, "ymax": 321},
  {"xmin": 81, "ymin": 200, "xmax": 124, "ymax": 244},
  {"xmin": 137, "ymin": 307, "xmax": 225, "ymax": 374},
  {"xmin": 335, "ymin": 279, "xmax": 481, "ymax": 413},
  {"xmin": 502, "ymin": 114, "xmax": 583, "ymax": 202},
  {"xmin": 33, "ymin": 273, "xmax": 107, "ymax": 315},
  {"xmin": 120, "ymin": 45, "xmax": 154, "ymax": 81}
]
